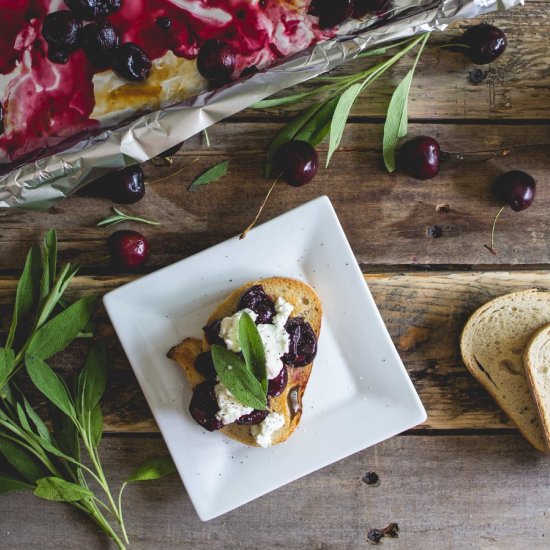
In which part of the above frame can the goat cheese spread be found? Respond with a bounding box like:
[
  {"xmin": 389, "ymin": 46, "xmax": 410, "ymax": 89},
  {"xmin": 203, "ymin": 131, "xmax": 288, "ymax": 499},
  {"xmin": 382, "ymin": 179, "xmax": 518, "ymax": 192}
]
[
  {"xmin": 214, "ymin": 383, "xmax": 253, "ymax": 425},
  {"xmin": 251, "ymin": 412, "xmax": 285, "ymax": 448}
]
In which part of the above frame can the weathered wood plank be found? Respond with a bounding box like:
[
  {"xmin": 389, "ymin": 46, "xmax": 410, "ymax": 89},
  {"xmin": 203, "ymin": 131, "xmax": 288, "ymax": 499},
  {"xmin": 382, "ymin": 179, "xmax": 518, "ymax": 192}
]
[
  {"xmin": 3, "ymin": 271, "xmax": 550, "ymax": 433},
  {"xmin": 235, "ymin": 5, "xmax": 550, "ymax": 121},
  {"xmin": 0, "ymin": 434, "xmax": 548, "ymax": 549},
  {"xmin": 1, "ymin": 122, "xmax": 549, "ymax": 270}
]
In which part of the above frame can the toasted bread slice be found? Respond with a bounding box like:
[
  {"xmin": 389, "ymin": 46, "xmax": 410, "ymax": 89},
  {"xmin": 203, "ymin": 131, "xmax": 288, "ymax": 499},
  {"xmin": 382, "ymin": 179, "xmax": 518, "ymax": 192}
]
[
  {"xmin": 168, "ymin": 277, "xmax": 322, "ymax": 447},
  {"xmin": 524, "ymin": 323, "xmax": 550, "ymax": 447},
  {"xmin": 460, "ymin": 289, "xmax": 550, "ymax": 453}
]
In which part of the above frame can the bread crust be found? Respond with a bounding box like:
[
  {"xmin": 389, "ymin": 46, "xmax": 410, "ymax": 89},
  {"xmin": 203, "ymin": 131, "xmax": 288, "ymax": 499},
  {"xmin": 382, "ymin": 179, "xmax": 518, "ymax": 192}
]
[
  {"xmin": 524, "ymin": 323, "xmax": 550, "ymax": 448},
  {"xmin": 460, "ymin": 289, "xmax": 549, "ymax": 453},
  {"xmin": 168, "ymin": 277, "xmax": 322, "ymax": 447}
]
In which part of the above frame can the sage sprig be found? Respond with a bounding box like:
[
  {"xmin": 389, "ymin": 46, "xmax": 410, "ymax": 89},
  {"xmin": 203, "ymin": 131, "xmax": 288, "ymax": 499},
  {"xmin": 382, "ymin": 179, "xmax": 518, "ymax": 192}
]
[
  {"xmin": 97, "ymin": 207, "xmax": 160, "ymax": 228},
  {"xmin": 0, "ymin": 229, "xmax": 176, "ymax": 549},
  {"xmin": 257, "ymin": 33, "xmax": 431, "ymax": 175}
]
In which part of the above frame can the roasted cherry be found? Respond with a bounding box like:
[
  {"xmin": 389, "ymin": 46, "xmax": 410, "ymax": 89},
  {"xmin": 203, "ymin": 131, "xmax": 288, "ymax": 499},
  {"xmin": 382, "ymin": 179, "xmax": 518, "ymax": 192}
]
[
  {"xmin": 309, "ymin": 0, "xmax": 354, "ymax": 29},
  {"xmin": 81, "ymin": 20, "xmax": 120, "ymax": 67},
  {"xmin": 273, "ymin": 140, "xmax": 319, "ymax": 187},
  {"xmin": 189, "ymin": 381, "xmax": 223, "ymax": 431},
  {"xmin": 492, "ymin": 170, "xmax": 536, "ymax": 212},
  {"xmin": 398, "ymin": 136, "xmax": 440, "ymax": 180},
  {"xmin": 236, "ymin": 409, "xmax": 268, "ymax": 425},
  {"xmin": 268, "ymin": 365, "xmax": 288, "ymax": 397},
  {"xmin": 112, "ymin": 43, "xmax": 152, "ymax": 82},
  {"xmin": 108, "ymin": 230, "xmax": 149, "ymax": 270},
  {"xmin": 64, "ymin": 0, "xmax": 121, "ymax": 20},
  {"xmin": 155, "ymin": 16, "xmax": 172, "ymax": 31},
  {"xmin": 48, "ymin": 47, "xmax": 69, "ymax": 64},
  {"xmin": 42, "ymin": 11, "xmax": 82, "ymax": 52},
  {"xmin": 197, "ymin": 40, "xmax": 236, "ymax": 84},
  {"xmin": 459, "ymin": 24, "xmax": 507, "ymax": 65},
  {"xmin": 283, "ymin": 318, "xmax": 318, "ymax": 368},
  {"xmin": 203, "ymin": 319, "xmax": 224, "ymax": 346},
  {"xmin": 238, "ymin": 285, "xmax": 276, "ymax": 324},
  {"xmin": 195, "ymin": 352, "xmax": 217, "ymax": 379}
]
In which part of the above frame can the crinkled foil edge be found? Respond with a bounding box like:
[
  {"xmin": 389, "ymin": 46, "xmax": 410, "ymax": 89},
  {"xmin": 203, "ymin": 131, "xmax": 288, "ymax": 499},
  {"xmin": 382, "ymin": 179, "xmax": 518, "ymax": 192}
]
[{"xmin": 0, "ymin": 0, "xmax": 522, "ymax": 210}]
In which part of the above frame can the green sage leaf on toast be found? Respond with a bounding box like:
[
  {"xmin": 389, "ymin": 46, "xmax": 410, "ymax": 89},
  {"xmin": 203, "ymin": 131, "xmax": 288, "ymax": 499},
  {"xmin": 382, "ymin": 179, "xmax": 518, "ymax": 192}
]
[
  {"xmin": 211, "ymin": 345, "xmax": 267, "ymax": 410},
  {"xmin": 238, "ymin": 312, "xmax": 267, "ymax": 393}
]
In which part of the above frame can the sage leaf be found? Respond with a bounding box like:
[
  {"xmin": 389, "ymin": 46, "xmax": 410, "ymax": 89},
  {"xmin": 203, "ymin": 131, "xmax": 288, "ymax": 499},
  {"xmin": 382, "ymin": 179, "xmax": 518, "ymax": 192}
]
[
  {"xmin": 16, "ymin": 403, "xmax": 33, "ymax": 433},
  {"xmin": 25, "ymin": 356, "xmax": 76, "ymax": 420},
  {"xmin": 88, "ymin": 404, "xmax": 103, "ymax": 447},
  {"xmin": 77, "ymin": 341, "xmax": 107, "ymax": 416},
  {"xmin": 383, "ymin": 33, "xmax": 429, "ymax": 172},
  {"xmin": 238, "ymin": 313, "xmax": 267, "ymax": 393},
  {"xmin": 23, "ymin": 397, "xmax": 53, "ymax": 444},
  {"xmin": 211, "ymin": 345, "xmax": 267, "ymax": 410},
  {"xmin": 0, "ymin": 438, "xmax": 45, "ymax": 483},
  {"xmin": 125, "ymin": 456, "xmax": 176, "ymax": 483},
  {"xmin": 7, "ymin": 245, "xmax": 41, "ymax": 348},
  {"xmin": 27, "ymin": 295, "xmax": 97, "ymax": 360},
  {"xmin": 0, "ymin": 475, "xmax": 32, "ymax": 494},
  {"xmin": 0, "ymin": 348, "xmax": 16, "ymax": 391},
  {"xmin": 188, "ymin": 160, "xmax": 229, "ymax": 192},
  {"xmin": 34, "ymin": 477, "xmax": 93, "ymax": 502},
  {"xmin": 39, "ymin": 229, "xmax": 57, "ymax": 303},
  {"xmin": 294, "ymin": 95, "xmax": 340, "ymax": 147},
  {"xmin": 326, "ymin": 82, "xmax": 364, "ymax": 167}
]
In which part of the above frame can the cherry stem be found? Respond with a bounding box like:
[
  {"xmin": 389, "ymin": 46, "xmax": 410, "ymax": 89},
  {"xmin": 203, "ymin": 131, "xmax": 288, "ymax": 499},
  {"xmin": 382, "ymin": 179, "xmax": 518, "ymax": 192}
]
[
  {"xmin": 240, "ymin": 178, "xmax": 279, "ymax": 240},
  {"xmin": 484, "ymin": 205, "xmax": 506, "ymax": 256},
  {"xmin": 430, "ymin": 43, "xmax": 470, "ymax": 51},
  {"xmin": 441, "ymin": 143, "xmax": 550, "ymax": 163},
  {"xmin": 147, "ymin": 165, "xmax": 187, "ymax": 185}
]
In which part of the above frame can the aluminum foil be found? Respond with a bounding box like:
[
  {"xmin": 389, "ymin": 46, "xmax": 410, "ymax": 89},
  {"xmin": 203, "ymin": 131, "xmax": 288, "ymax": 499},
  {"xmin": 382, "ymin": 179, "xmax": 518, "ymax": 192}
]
[{"xmin": 0, "ymin": 0, "xmax": 522, "ymax": 210}]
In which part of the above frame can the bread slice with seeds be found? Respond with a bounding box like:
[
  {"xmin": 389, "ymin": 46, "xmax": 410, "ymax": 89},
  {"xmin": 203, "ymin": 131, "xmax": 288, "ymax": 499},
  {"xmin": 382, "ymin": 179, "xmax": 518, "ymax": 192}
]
[
  {"xmin": 168, "ymin": 277, "xmax": 322, "ymax": 447},
  {"xmin": 460, "ymin": 289, "xmax": 550, "ymax": 453}
]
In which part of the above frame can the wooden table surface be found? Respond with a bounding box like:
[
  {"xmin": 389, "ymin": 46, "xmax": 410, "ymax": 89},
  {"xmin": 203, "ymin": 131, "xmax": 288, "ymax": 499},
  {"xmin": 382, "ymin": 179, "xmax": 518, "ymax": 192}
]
[{"xmin": 1, "ymin": 4, "xmax": 550, "ymax": 549}]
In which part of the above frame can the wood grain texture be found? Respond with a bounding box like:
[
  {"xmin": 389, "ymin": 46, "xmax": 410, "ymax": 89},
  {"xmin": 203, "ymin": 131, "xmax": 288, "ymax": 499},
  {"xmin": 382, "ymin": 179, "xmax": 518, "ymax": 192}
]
[
  {"xmin": 3, "ymin": 271, "xmax": 550, "ymax": 433},
  {"xmin": 0, "ymin": 434, "xmax": 548, "ymax": 549},
  {"xmin": 1, "ymin": 122, "xmax": 549, "ymax": 271},
  {"xmin": 235, "ymin": 4, "xmax": 550, "ymax": 121}
]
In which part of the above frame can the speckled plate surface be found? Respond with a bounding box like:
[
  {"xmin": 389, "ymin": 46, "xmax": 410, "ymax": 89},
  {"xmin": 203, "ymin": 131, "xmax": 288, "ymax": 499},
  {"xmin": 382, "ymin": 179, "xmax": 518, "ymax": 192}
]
[{"xmin": 104, "ymin": 196, "xmax": 426, "ymax": 521}]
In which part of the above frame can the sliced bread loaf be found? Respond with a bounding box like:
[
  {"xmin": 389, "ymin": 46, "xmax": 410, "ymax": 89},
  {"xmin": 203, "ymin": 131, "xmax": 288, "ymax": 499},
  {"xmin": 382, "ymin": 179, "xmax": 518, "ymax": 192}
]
[
  {"xmin": 460, "ymin": 289, "xmax": 550, "ymax": 453},
  {"xmin": 524, "ymin": 323, "xmax": 550, "ymax": 447}
]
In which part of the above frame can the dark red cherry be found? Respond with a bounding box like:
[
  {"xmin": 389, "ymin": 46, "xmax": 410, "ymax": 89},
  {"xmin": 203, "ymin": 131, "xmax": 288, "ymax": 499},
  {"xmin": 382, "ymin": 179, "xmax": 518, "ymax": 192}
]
[
  {"xmin": 309, "ymin": 0, "xmax": 354, "ymax": 29},
  {"xmin": 189, "ymin": 381, "xmax": 223, "ymax": 431},
  {"xmin": 197, "ymin": 40, "xmax": 236, "ymax": 84},
  {"xmin": 108, "ymin": 230, "xmax": 149, "ymax": 270},
  {"xmin": 268, "ymin": 365, "xmax": 288, "ymax": 397},
  {"xmin": 354, "ymin": 0, "xmax": 391, "ymax": 17},
  {"xmin": 283, "ymin": 318, "xmax": 318, "ymax": 368},
  {"xmin": 238, "ymin": 285, "xmax": 275, "ymax": 324},
  {"xmin": 459, "ymin": 24, "xmax": 507, "ymax": 65},
  {"xmin": 273, "ymin": 140, "xmax": 319, "ymax": 187},
  {"xmin": 112, "ymin": 43, "xmax": 152, "ymax": 82},
  {"xmin": 81, "ymin": 20, "xmax": 120, "ymax": 67},
  {"xmin": 48, "ymin": 47, "xmax": 69, "ymax": 64},
  {"xmin": 398, "ymin": 136, "xmax": 440, "ymax": 180},
  {"xmin": 195, "ymin": 352, "xmax": 217, "ymax": 379},
  {"xmin": 82, "ymin": 166, "xmax": 145, "ymax": 204},
  {"xmin": 203, "ymin": 319, "xmax": 224, "ymax": 346},
  {"xmin": 236, "ymin": 409, "xmax": 268, "ymax": 425},
  {"xmin": 42, "ymin": 11, "xmax": 82, "ymax": 52},
  {"xmin": 64, "ymin": 0, "xmax": 121, "ymax": 20},
  {"xmin": 492, "ymin": 170, "xmax": 536, "ymax": 212}
]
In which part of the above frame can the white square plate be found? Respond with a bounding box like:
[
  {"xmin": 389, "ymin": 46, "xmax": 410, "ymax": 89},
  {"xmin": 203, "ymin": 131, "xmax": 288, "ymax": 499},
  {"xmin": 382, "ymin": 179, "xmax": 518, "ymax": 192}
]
[{"xmin": 104, "ymin": 196, "xmax": 426, "ymax": 521}]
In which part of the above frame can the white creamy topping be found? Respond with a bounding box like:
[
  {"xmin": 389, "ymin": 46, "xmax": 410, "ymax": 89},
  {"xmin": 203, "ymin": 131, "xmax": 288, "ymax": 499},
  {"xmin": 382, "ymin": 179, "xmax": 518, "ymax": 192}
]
[
  {"xmin": 251, "ymin": 412, "xmax": 285, "ymax": 448},
  {"xmin": 257, "ymin": 297, "xmax": 293, "ymax": 379},
  {"xmin": 219, "ymin": 308, "xmax": 258, "ymax": 352},
  {"xmin": 214, "ymin": 383, "xmax": 253, "ymax": 425}
]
